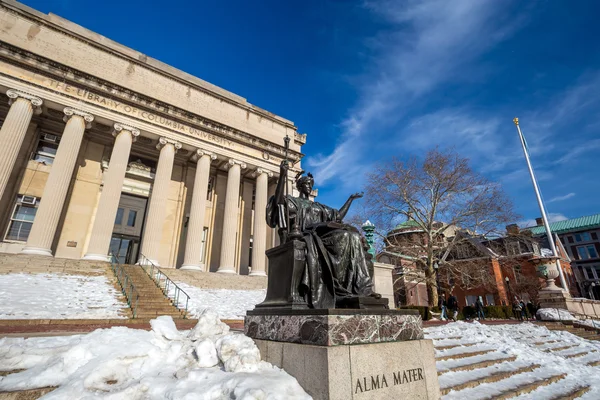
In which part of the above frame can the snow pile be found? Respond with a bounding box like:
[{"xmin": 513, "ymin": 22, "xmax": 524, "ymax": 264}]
[
  {"xmin": 0, "ymin": 311, "xmax": 310, "ymax": 399},
  {"xmin": 537, "ymin": 307, "xmax": 577, "ymax": 321},
  {"xmin": 426, "ymin": 321, "xmax": 600, "ymax": 399},
  {"xmin": 176, "ymin": 283, "xmax": 266, "ymax": 319},
  {"xmin": 0, "ymin": 273, "xmax": 128, "ymax": 319}
]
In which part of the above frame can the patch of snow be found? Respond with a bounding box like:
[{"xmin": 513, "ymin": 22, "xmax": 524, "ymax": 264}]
[
  {"xmin": 0, "ymin": 315, "xmax": 310, "ymax": 399},
  {"xmin": 425, "ymin": 321, "xmax": 600, "ymax": 399},
  {"xmin": 537, "ymin": 308, "xmax": 576, "ymax": 321},
  {"xmin": 0, "ymin": 273, "xmax": 127, "ymax": 319},
  {"xmin": 176, "ymin": 282, "xmax": 266, "ymax": 320}
]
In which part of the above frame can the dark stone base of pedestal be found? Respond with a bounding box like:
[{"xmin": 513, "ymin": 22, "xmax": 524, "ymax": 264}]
[{"xmin": 245, "ymin": 309, "xmax": 423, "ymax": 346}]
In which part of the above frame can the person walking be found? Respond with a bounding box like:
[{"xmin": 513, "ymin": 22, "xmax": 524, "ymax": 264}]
[
  {"xmin": 475, "ymin": 297, "xmax": 485, "ymax": 321},
  {"xmin": 520, "ymin": 300, "xmax": 528, "ymax": 320},
  {"xmin": 447, "ymin": 293, "xmax": 459, "ymax": 322},
  {"xmin": 513, "ymin": 299, "xmax": 523, "ymax": 321},
  {"xmin": 439, "ymin": 296, "xmax": 448, "ymax": 321}
]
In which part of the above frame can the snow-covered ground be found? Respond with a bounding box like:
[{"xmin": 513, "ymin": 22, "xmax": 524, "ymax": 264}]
[
  {"xmin": 176, "ymin": 282, "xmax": 265, "ymax": 320},
  {"xmin": 0, "ymin": 312, "xmax": 310, "ymax": 399},
  {"xmin": 427, "ymin": 321, "xmax": 600, "ymax": 399},
  {"xmin": 0, "ymin": 273, "xmax": 128, "ymax": 319}
]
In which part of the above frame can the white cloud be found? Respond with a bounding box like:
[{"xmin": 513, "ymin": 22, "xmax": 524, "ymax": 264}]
[
  {"xmin": 306, "ymin": 0, "xmax": 521, "ymax": 187},
  {"xmin": 547, "ymin": 192, "xmax": 576, "ymax": 204},
  {"xmin": 519, "ymin": 213, "xmax": 568, "ymax": 228}
]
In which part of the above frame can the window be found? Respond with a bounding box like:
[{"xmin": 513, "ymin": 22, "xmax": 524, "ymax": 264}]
[
  {"xmin": 532, "ymin": 243, "xmax": 540, "ymax": 255},
  {"xmin": 485, "ymin": 294, "xmax": 495, "ymax": 306},
  {"xmin": 33, "ymin": 133, "xmax": 61, "ymax": 164},
  {"xmin": 506, "ymin": 241, "xmax": 521, "ymax": 255},
  {"xmin": 574, "ymin": 233, "xmax": 591, "ymax": 242},
  {"xmin": 206, "ymin": 176, "xmax": 215, "ymax": 201},
  {"xmin": 577, "ymin": 245, "xmax": 599, "ymax": 260},
  {"xmin": 584, "ymin": 266, "xmax": 595, "ymax": 280},
  {"xmin": 465, "ymin": 295, "xmax": 478, "ymax": 306},
  {"xmin": 567, "ymin": 236, "xmax": 574, "ymax": 244},
  {"xmin": 114, "ymin": 208, "xmax": 124, "ymax": 225},
  {"xmin": 5, "ymin": 196, "xmax": 40, "ymax": 242},
  {"xmin": 126, "ymin": 210, "xmax": 137, "ymax": 227}
]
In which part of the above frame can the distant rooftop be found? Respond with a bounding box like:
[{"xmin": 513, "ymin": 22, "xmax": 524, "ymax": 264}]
[
  {"xmin": 393, "ymin": 219, "xmax": 421, "ymax": 230},
  {"xmin": 527, "ymin": 213, "xmax": 600, "ymax": 235}
]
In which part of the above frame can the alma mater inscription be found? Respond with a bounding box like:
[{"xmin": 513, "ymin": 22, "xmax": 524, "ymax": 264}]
[{"xmin": 355, "ymin": 368, "xmax": 424, "ymax": 394}]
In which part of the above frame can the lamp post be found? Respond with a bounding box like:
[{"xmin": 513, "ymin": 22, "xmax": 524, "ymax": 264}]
[
  {"xmin": 505, "ymin": 276, "xmax": 511, "ymax": 304},
  {"xmin": 434, "ymin": 262, "xmax": 441, "ymax": 302}
]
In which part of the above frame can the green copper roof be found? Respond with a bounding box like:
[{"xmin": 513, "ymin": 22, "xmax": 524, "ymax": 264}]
[
  {"xmin": 393, "ymin": 219, "xmax": 421, "ymax": 230},
  {"xmin": 528, "ymin": 213, "xmax": 600, "ymax": 235}
]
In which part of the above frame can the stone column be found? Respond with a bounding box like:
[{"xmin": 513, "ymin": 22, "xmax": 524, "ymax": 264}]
[
  {"xmin": 22, "ymin": 108, "xmax": 94, "ymax": 256},
  {"xmin": 83, "ymin": 123, "xmax": 140, "ymax": 261},
  {"xmin": 250, "ymin": 168, "xmax": 273, "ymax": 276},
  {"xmin": 0, "ymin": 89, "xmax": 42, "ymax": 202},
  {"xmin": 217, "ymin": 159, "xmax": 246, "ymax": 273},
  {"xmin": 138, "ymin": 137, "xmax": 182, "ymax": 265},
  {"xmin": 181, "ymin": 149, "xmax": 217, "ymax": 270}
]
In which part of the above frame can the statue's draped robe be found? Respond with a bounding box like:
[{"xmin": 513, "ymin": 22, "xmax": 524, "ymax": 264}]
[{"xmin": 267, "ymin": 195, "xmax": 374, "ymax": 309}]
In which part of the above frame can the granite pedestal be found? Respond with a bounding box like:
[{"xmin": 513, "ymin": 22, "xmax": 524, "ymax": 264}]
[{"xmin": 246, "ymin": 309, "xmax": 440, "ymax": 400}]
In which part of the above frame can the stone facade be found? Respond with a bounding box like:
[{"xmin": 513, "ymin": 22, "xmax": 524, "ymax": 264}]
[{"xmin": 0, "ymin": 0, "xmax": 305, "ymax": 274}]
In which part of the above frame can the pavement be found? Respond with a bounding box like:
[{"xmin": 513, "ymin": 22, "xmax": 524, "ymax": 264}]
[{"xmin": 0, "ymin": 318, "xmax": 245, "ymax": 338}]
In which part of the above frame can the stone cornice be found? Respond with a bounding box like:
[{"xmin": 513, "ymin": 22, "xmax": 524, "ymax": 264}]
[
  {"xmin": 63, "ymin": 107, "xmax": 94, "ymax": 128},
  {"xmin": 113, "ymin": 123, "xmax": 141, "ymax": 141},
  {"xmin": 6, "ymin": 89, "xmax": 42, "ymax": 114},
  {"xmin": 226, "ymin": 159, "xmax": 247, "ymax": 170},
  {"xmin": 157, "ymin": 137, "xmax": 183, "ymax": 152},
  {"xmin": 192, "ymin": 149, "xmax": 217, "ymax": 162},
  {"xmin": 0, "ymin": 41, "xmax": 304, "ymax": 163},
  {"xmin": 0, "ymin": 3, "xmax": 296, "ymax": 129}
]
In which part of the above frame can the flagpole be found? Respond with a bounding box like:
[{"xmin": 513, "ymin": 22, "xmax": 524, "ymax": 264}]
[{"xmin": 513, "ymin": 118, "xmax": 569, "ymax": 294}]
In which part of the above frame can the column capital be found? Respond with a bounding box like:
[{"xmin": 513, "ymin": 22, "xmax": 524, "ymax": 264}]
[
  {"xmin": 192, "ymin": 149, "xmax": 217, "ymax": 162},
  {"xmin": 252, "ymin": 167, "xmax": 274, "ymax": 178},
  {"xmin": 6, "ymin": 89, "xmax": 43, "ymax": 114},
  {"xmin": 63, "ymin": 107, "xmax": 94, "ymax": 128},
  {"xmin": 157, "ymin": 137, "xmax": 182, "ymax": 152},
  {"xmin": 113, "ymin": 123, "xmax": 141, "ymax": 141},
  {"xmin": 226, "ymin": 158, "xmax": 247, "ymax": 170}
]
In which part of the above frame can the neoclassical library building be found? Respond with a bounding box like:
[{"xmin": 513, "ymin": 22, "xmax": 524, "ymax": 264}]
[{"xmin": 0, "ymin": 0, "xmax": 306, "ymax": 275}]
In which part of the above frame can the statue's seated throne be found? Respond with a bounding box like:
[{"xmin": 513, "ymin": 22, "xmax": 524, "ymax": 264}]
[{"xmin": 255, "ymin": 237, "xmax": 389, "ymax": 311}]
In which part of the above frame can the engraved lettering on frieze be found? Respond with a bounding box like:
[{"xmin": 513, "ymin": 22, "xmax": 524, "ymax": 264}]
[
  {"xmin": 46, "ymin": 79, "xmax": 234, "ymax": 148},
  {"xmin": 354, "ymin": 369, "xmax": 424, "ymax": 394}
]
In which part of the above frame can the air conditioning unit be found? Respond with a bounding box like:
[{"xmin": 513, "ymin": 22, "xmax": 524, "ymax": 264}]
[
  {"xmin": 43, "ymin": 133, "xmax": 58, "ymax": 143},
  {"xmin": 21, "ymin": 195, "xmax": 36, "ymax": 205}
]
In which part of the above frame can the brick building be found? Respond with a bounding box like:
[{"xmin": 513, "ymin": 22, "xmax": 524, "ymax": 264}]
[
  {"xmin": 525, "ymin": 214, "xmax": 600, "ymax": 300},
  {"xmin": 377, "ymin": 219, "xmax": 576, "ymax": 308}
]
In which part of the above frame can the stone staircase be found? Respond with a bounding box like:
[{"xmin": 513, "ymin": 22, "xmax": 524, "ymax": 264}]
[
  {"xmin": 537, "ymin": 321, "xmax": 600, "ymax": 341},
  {"xmin": 112, "ymin": 264, "xmax": 187, "ymax": 319},
  {"xmin": 431, "ymin": 328, "xmax": 596, "ymax": 399}
]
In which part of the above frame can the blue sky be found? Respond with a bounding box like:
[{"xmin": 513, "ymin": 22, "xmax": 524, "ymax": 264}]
[{"xmin": 22, "ymin": 0, "xmax": 600, "ymax": 226}]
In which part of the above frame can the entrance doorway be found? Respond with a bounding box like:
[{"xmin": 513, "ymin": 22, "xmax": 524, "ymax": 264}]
[{"xmin": 109, "ymin": 194, "xmax": 147, "ymax": 264}]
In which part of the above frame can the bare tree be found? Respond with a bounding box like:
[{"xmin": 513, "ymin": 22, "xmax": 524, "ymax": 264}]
[{"xmin": 364, "ymin": 148, "xmax": 518, "ymax": 307}]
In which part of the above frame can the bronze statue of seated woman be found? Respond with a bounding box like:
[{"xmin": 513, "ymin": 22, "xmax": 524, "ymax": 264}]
[{"xmin": 263, "ymin": 159, "xmax": 384, "ymax": 310}]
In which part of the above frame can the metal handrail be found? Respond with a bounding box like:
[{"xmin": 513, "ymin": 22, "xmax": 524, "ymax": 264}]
[
  {"xmin": 109, "ymin": 254, "xmax": 140, "ymax": 318},
  {"xmin": 138, "ymin": 253, "xmax": 190, "ymax": 318}
]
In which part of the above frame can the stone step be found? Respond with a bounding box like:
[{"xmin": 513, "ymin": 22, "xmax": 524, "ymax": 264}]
[
  {"xmin": 438, "ymin": 356, "xmax": 517, "ymax": 375},
  {"xmin": 493, "ymin": 373, "xmax": 567, "ymax": 400},
  {"xmin": 565, "ymin": 351, "xmax": 594, "ymax": 359},
  {"xmin": 435, "ymin": 343, "xmax": 478, "ymax": 351},
  {"xmin": 436, "ymin": 349, "xmax": 494, "ymax": 361},
  {"xmin": 440, "ymin": 364, "xmax": 541, "ymax": 396},
  {"xmin": 585, "ymin": 360, "xmax": 600, "ymax": 367},
  {"xmin": 534, "ymin": 340, "xmax": 557, "ymax": 345},
  {"xmin": 545, "ymin": 345, "xmax": 576, "ymax": 352},
  {"xmin": 0, "ymin": 387, "xmax": 56, "ymax": 398},
  {"xmin": 549, "ymin": 386, "xmax": 591, "ymax": 400}
]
